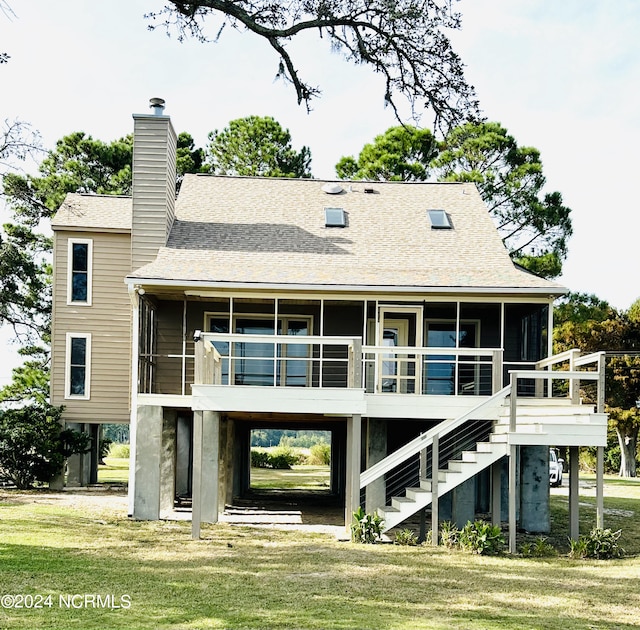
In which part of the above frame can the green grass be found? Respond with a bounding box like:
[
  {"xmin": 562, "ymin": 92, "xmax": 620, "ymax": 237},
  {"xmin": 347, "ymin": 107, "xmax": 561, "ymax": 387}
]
[
  {"xmin": 250, "ymin": 465, "xmax": 330, "ymax": 490},
  {"xmin": 97, "ymin": 457, "xmax": 129, "ymax": 485},
  {"xmin": 1, "ymin": 479, "xmax": 639, "ymax": 629}
]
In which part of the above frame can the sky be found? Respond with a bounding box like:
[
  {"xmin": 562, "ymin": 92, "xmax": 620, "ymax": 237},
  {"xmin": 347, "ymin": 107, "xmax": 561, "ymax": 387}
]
[{"xmin": 1, "ymin": 0, "xmax": 639, "ymax": 383}]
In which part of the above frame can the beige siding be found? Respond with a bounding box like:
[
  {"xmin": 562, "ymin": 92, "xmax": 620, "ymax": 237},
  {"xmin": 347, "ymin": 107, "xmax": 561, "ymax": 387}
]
[
  {"xmin": 51, "ymin": 230, "xmax": 132, "ymax": 423},
  {"xmin": 131, "ymin": 115, "xmax": 177, "ymax": 270}
]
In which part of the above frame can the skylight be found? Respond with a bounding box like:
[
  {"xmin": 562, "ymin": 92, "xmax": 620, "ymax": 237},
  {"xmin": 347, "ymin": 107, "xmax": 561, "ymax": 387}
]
[
  {"xmin": 428, "ymin": 209, "xmax": 452, "ymax": 229},
  {"xmin": 325, "ymin": 207, "xmax": 346, "ymax": 227}
]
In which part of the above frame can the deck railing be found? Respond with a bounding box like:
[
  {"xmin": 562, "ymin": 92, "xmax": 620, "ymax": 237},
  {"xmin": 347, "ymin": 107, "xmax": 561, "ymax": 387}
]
[{"xmin": 192, "ymin": 332, "xmax": 506, "ymax": 396}]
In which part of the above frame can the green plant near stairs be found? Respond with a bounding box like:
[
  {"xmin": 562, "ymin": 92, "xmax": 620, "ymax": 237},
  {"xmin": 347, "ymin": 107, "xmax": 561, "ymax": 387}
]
[
  {"xmin": 351, "ymin": 507, "xmax": 384, "ymax": 544},
  {"xmin": 458, "ymin": 520, "xmax": 506, "ymax": 555}
]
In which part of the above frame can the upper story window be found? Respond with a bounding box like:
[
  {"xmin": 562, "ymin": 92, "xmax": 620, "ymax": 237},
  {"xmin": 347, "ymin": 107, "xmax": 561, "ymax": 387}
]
[
  {"xmin": 65, "ymin": 332, "xmax": 91, "ymax": 399},
  {"xmin": 67, "ymin": 239, "xmax": 93, "ymax": 305}
]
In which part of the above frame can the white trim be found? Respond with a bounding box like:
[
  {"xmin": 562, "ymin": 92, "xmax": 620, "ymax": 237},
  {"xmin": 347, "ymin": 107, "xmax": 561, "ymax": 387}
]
[
  {"xmin": 67, "ymin": 238, "xmax": 93, "ymax": 306},
  {"xmin": 64, "ymin": 332, "xmax": 91, "ymax": 400},
  {"xmin": 126, "ymin": 277, "xmax": 567, "ymax": 298}
]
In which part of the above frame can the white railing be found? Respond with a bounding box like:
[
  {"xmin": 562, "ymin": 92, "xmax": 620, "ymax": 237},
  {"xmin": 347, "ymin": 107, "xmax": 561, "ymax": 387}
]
[
  {"xmin": 193, "ymin": 332, "xmax": 362, "ymax": 389},
  {"xmin": 359, "ymin": 348, "xmax": 606, "ymax": 504},
  {"xmin": 362, "ymin": 346, "xmax": 503, "ymax": 396}
]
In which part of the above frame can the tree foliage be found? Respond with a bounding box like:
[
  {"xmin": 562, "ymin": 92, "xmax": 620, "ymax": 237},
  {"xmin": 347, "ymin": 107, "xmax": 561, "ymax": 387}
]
[
  {"xmin": 206, "ymin": 116, "xmax": 312, "ymax": 177},
  {"xmin": 336, "ymin": 121, "xmax": 572, "ymax": 278},
  {"xmin": 432, "ymin": 122, "xmax": 572, "ymax": 277},
  {"xmin": 335, "ymin": 126, "xmax": 437, "ymax": 181},
  {"xmin": 554, "ymin": 293, "xmax": 640, "ymax": 476},
  {"xmin": 146, "ymin": 0, "xmax": 479, "ymax": 128},
  {"xmin": 0, "ymin": 404, "xmax": 90, "ymax": 489}
]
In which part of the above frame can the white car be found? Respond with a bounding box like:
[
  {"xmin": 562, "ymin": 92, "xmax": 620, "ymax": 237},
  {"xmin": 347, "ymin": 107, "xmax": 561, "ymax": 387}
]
[{"xmin": 549, "ymin": 449, "xmax": 564, "ymax": 487}]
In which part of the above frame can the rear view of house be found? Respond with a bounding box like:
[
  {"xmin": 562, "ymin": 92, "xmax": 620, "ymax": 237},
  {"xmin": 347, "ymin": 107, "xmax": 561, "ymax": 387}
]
[{"xmin": 51, "ymin": 100, "xmax": 608, "ymax": 549}]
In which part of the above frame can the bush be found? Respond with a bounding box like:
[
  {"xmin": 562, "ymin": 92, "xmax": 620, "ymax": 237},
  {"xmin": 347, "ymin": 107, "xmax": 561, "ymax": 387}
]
[
  {"xmin": 108, "ymin": 443, "xmax": 130, "ymax": 459},
  {"xmin": 0, "ymin": 405, "xmax": 90, "ymax": 489},
  {"xmin": 439, "ymin": 521, "xmax": 460, "ymax": 549},
  {"xmin": 351, "ymin": 507, "xmax": 384, "ymax": 544},
  {"xmin": 250, "ymin": 447, "xmax": 300, "ymax": 469},
  {"xmin": 394, "ymin": 528, "xmax": 418, "ymax": 546},
  {"xmin": 569, "ymin": 528, "xmax": 625, "ymax": 560},
  {"xmin": 459, "ymin": 520, "xmax": 505, "ymax": 555},
  {"xmin": 521, "ymin": 537, "xmax": 557, "ymax": 558},
  {"xmin": 308, "ymin": 443, "xmax": 331, "ymax": 465}
]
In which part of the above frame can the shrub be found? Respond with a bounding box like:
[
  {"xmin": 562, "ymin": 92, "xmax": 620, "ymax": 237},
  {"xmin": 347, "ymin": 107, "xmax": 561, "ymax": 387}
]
[
  {"xmin": 569, "ymin": 528, "xmax": 625, "ymax": 560},
  {"xmin": 439, "ymin": 521, "xmax": 460, "ymax": 549},
  {"xmin": 521, "ymin": 537, "xmax": 557, "ymax": 558},
  {"xmin": 250, "ymin": 450, "xmax": 270, "ymax": 468},
  {"xmin": 308, "ymin": 443, "xmax": 331, "ymax": 465},
  {"xmin": 351, "ymin": 507, "xmax": 384, "ymax": 544},
  {"xmin": 108, "ymin": 443, "xmax": 130, "ymax": 459},
  {"xmin": 394, "ymin": 528, "xmax": 418, "ymax": 546},
  {"xmin": 269, "ymin": 445, "xmax": 299, "ymax": 469},
  {"xmin": 0, "ymin": 405, "xmax": 90, "ymax": 489},
  {"xmin": 459, "ymin": 520, "xmax": 505, "ymax": 555}
]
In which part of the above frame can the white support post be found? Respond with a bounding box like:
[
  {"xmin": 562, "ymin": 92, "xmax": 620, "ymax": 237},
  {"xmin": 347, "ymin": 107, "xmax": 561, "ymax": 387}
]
[
  {"xmin": 596, "ymin": 446, "xmax": 604, "ymax": 529},
  {"xmin": 492, "ymin": 349, "xmax": 503, "ymax": 393},
  {"xmin": 569, "ymin": 446, "xmax": 580, "ymax": 541},
  {"xmin": 508, "ymin": 444, "xmax": 517, "ymax": 554},
  {"xmin": 431, "ymin": 434, "xmax": 439, "ymax": 546},
  {"xmin": 191, "ymin": 410, "xmax": 203, "ymax": 540}
]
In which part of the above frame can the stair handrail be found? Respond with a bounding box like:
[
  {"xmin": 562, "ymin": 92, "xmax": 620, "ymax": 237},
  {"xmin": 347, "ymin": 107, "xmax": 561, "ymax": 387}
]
[{"xmin": 359, "ymin": 384, "xmax": 511, "ymax": 489}]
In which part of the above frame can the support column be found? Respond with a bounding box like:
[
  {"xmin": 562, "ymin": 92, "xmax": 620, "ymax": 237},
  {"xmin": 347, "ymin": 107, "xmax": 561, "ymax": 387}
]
[
  {"xmin": 192, "ymin": 410, "xmax": 203, "ymax": 539},
  {"xmin": 175, "ymin": 415, "xmax": 192, "ymax": 500},
  {"xmin": 133, "ymin": 405, "xmax": 163, "ymax": 520},
  {"xmin": 452, "ymin": 478, "xmax": 475, "ymax": 529},
  {"xmin": 345, "ymin": 414, "xmax": 362, "ymax": 531},
  {"xmin": 491, "ymin": 461, "xmax": 502, "ymax": 527},
  {"xmin": 519, "ymin": 445, "xmax": 550, "ymax": 533},
  {"xmin": 159, "ymin": 410, "xmax": 177, "ymax": 519},
  {"xmin": 66, "ymin": 423, "xmax": 92, "ymax": 487},
  {"xmin": 201, "ymin": 411, "xmax": 220, "ymax": 523},
  {"xmin": 365, "ymin": 419, "xmax": 387, "ymax": 513},
  {"xmin": 508, "ymin": 444, "xmax": 517, "ymax": 554},
  {"xmin": 568, "ymin": 446, "xmax": 580, "ymax": 541}
]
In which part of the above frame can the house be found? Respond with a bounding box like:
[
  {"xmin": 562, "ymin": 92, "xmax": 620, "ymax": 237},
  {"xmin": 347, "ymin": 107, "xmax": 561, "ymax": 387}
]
[{"xmin": 51, "ymin": 99, "xmax": 608, "ymax": 549}]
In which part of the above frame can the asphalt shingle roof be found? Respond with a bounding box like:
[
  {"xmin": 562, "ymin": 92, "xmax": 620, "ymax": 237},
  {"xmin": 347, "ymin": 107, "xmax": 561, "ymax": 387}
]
[
  {"xmin": 52, "ymin": 175, "xmax": 565, "ymax": 292},
  {"xmin": 129, "ymin": 175, "xmax": 564, "ymax": 292}
]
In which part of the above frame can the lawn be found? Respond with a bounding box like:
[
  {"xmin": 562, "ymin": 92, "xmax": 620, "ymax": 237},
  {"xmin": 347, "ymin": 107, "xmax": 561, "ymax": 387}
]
[
  {"xmin": 0, "ymin": 478, "xmax": 639, "ymax": 629},
  {"xmin": 250, "ymin": 465, "xmax": 330, "ymax": 491}
]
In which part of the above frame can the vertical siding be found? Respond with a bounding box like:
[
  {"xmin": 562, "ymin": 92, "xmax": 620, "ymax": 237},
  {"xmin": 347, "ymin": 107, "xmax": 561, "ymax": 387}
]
[
  {"xmin": 131, "ymin": 115, "xmax": 177, "ymax": 270},
  {"xmin": 51, "ymin": 230, "xmax": 132, "ymax": 423}
]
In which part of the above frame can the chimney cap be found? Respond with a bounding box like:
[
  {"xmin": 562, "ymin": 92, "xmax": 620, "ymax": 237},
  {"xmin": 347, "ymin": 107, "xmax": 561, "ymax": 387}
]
[{"xmin": 149, "ymin": 97, "xmax": 166, "ymax": 115}]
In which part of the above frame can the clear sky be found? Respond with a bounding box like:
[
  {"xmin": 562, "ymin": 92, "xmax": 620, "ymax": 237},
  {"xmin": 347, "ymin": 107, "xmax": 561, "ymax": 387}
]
[{"xmin": 1, "ymin": 0, "xmax": 639, "ymax": 382}]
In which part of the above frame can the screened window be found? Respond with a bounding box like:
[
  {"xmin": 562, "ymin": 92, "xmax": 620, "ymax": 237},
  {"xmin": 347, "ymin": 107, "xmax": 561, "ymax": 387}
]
[
  {"xmin": 67, "ymin": 239, "xmax": 92, "ymax": 305},
  {"xmin": 65, "ymin": 333, "xmax": 91, "ymax": 398}
]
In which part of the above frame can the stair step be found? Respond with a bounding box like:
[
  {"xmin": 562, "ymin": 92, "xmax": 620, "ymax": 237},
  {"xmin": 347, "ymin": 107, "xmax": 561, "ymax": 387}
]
[{"xmin": 406, "ymin": 487, "xmax": 431, "ymax": 501}]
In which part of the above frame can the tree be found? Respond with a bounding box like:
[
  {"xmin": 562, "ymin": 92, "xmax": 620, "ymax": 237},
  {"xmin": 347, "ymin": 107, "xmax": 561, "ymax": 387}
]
[
  {"xmin": 337, "ymin": 121, "xmax": 572, "ymax": 278},
  {"xmin": 0, "ymin": 404, "xmax": 90, "ymax": 489},
  {"xmin": 205, "ymin": 116, "xmax": 312, "ymax": 178},
  {"xmin": 335, "ymin": 126, "xmax": 437, "ymax": 181},
  {"xmin": 432, "ymin": 122, "xmax": 572, "ymax": 277},
  {"xmin": 554, "ymin": 293, "xmax": 640, "ymax": 476},
  {"xmin": 145, "ymin": 0, "xmax": 479, "ymax": 128}
]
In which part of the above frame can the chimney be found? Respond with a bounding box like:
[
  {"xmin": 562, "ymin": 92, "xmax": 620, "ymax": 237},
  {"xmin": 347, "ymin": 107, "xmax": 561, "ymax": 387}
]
[{"xmin": 131, "ymin": 97, "xmax": 177, "ymax": 270}]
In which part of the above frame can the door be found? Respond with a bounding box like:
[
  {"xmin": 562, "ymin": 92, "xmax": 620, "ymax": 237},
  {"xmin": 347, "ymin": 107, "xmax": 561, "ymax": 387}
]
[{"xmin": 377, "ymin": 307, "xmax": 423, "ymax": 393}]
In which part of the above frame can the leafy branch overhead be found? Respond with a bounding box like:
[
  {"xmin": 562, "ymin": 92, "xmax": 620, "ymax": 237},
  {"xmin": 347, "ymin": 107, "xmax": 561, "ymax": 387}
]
[{"xmin": 146, "ymin": 0, "xmax": 480, "ymax": 128}]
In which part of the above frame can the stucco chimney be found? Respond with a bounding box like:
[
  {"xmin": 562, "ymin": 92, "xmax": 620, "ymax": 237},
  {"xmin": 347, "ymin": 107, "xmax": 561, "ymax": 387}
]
[{"xmin": 131, "ymin": 97, "xmax": 177, "ymax": 270}]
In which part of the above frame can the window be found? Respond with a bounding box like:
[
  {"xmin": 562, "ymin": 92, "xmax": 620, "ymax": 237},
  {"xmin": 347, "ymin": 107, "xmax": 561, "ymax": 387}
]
[
  {"xmin": 428, "ymin": 209, "xmax": 452, "ymax": 229},
  {"xmin": 325, "ymin": 207, "xmax": 346, "ymax": 227},
  {"xmin": 65, "ymin": 333, "xmax": 91, "ymax": 399},
  {"xmin": 67, "ymin": 239, "xmax": 93, "ymax": 305}
]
